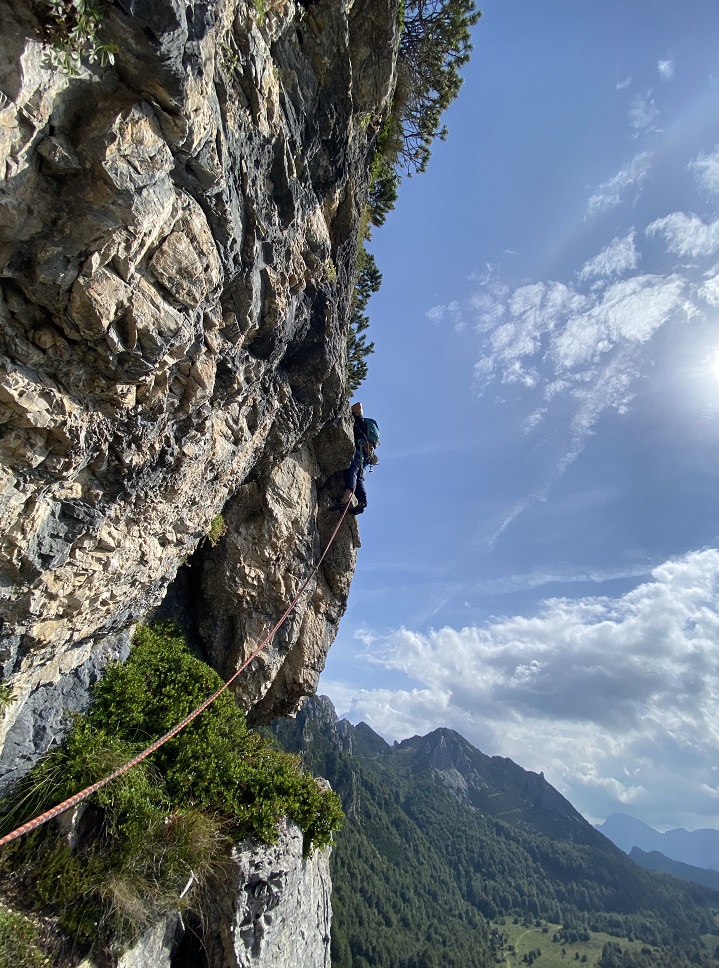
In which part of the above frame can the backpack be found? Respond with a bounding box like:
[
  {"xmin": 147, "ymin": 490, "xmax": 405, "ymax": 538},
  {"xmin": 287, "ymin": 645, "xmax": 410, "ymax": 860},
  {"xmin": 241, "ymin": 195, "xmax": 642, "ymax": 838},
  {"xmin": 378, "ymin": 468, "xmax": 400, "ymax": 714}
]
[
  {"xmin": 361, "ymin": 417, "xmax": 380, "ymax": 468},
  {"xmin": 363, "ymin": 418, "xmax": 380, "ymax": 447}
]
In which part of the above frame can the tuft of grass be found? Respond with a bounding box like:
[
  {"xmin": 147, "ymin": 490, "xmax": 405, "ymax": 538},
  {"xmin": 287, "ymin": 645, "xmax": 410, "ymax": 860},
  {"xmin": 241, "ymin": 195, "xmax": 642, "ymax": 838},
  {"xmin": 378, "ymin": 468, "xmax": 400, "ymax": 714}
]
[
  {"xmin": 207, "ymin": 513, "xmax": 227, "ymax": 547},
  {"xmin": 0, "ymin": 622, "xmax": 343, "ymax": 953},
  {"xmin": 0, "ymin": 681, "xmax": 15, "ymax": 716}
]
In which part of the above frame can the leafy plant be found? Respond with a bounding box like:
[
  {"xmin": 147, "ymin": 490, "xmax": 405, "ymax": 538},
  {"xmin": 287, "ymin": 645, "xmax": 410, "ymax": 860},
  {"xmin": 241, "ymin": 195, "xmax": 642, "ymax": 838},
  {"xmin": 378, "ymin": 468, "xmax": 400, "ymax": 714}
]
[
  {"xmin": 42, "ymin": 0, "xmax": 117, "ymax": 75},
  {"xmin": 0, "ymin": 623, "xmax": 343, "ymax": 952},
  {"xmin": 0, "ymin": 681, "xmax": 15, "ymax": 715}
]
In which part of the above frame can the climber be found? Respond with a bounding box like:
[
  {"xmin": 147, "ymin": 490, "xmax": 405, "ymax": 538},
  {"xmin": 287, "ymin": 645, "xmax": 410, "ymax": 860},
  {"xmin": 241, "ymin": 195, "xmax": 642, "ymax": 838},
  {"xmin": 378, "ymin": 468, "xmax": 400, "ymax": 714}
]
[{"xmin": 331, "ymin": 401, "xmax": 379, "ymax": 516}]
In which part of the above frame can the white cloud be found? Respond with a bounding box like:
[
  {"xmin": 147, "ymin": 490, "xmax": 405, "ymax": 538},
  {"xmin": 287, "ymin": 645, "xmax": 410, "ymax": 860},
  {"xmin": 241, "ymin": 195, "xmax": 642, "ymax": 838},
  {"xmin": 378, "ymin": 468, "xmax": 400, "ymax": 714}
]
[
  {"xmin": 327, "ymin": 550, "xmax": 719, "ymax": 828},
  {"xmin": 473, "ymin": 561, "xmax": 651, "ymax": 595},
  {"xmin": 647, "ymin": 211, "xmax": 719, "ymax": 259},
  {"xmin": 616, "ymin": 76, "xmax": 632, "ymax": 91},
  {"xmin": 698, "ymin": 269, "xmax": 719, "ymax": 306},
  {"xmin": 657, "ymin": 59, "xmax": 674, "ymax": 80},
  {"xmin": 628, "ymin": 91, "xmax": 660, "ymax": 133},
  {"xmin": 689, "ymin": 145, "xmax": 719, "ymax": 195},
  {"xmin": 426, "ymin": 299, "xmax": 466, "ymax": 332},
  {"xmin": 466, "ymin": 269, "xmax": 688, "ymax": 543},
  {"xmin": 578, "ymin": 231, "xmax": 639, "ymax": 281},
  {"xmin": 523, "ymin": 408, "xmax": 546, "ymax": 434},
  {"xmin": 587, "ymin": 152, "xmax": 653, "ymax": 216},
  {"xmin": 552, "ymin": 274, "xmax": 686, "ymax": 370}
]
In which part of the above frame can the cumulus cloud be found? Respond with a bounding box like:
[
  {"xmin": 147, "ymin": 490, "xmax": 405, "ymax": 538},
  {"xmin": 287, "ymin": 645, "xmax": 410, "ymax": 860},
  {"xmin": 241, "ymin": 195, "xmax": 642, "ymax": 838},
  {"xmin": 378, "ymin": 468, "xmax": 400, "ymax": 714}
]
[
  {"xmin": 587, "ymin": 152, "xmax": 653, "ymax": 216},
  {"xmin": 647, "ymin": 212, "xmax": 719, "ymax": 259},
  {"xmin": 552, "ymin": 274, "xmax": 686, "ymax": 370},
  {"xmin": 426, "ymin": 300, "xmax": 466, "ymax": 332},
  {"xmin": 578, "ymin": 232, "xmax": 639, "ymax": 281},
  {"xmin": 329, "ymin": 549, "xmax": 719, "ymax": 828},
  {"xmin": 471, "ymin": 272, "xmax": 685, "ymax": 387},
  {"xmin": 523, "ymin": 408, "xmax": 546, "ymax": 434},
  {"xmin": 657, "ymin": 59, "xmax": 674, "ymax": 80},
  {"xmin": 689, "ymin": 145, "xmax": 719, "ymax": 195}
]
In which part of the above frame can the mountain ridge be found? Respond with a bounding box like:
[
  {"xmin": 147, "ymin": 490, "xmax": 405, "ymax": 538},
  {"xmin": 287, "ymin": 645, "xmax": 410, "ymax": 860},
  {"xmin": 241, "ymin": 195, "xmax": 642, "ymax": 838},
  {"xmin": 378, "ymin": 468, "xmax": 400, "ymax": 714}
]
[
  {"xmin": 597, "ymin": 812, "xmax": 719, "ymax": 871},
  {"xmin": 273, "ymin": 696, "xmax": 719, "ymax": 968}
]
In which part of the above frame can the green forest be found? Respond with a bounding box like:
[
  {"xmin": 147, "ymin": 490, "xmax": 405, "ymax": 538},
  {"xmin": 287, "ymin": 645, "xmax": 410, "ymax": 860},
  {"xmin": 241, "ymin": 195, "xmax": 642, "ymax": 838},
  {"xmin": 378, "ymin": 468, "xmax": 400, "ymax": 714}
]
[{"xmin": 273, "ymin": 698, "xmax": 719, "ymax": 968}]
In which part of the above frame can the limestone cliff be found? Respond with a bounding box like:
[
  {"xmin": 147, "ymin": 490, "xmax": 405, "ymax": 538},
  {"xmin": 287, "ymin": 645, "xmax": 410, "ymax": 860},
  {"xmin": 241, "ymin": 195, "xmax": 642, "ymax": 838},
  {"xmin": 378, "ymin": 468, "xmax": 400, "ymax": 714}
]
[
  {"xmin": 110, "ymin": 820, "xmax": 333, "ymax": 968},
  {"xmin": 0, "ymin": 0, "xmax": 397, "ymax": 961},
  {"xmin": 0, "ymin": 0, "xmax": 398, "ymax": 785}
]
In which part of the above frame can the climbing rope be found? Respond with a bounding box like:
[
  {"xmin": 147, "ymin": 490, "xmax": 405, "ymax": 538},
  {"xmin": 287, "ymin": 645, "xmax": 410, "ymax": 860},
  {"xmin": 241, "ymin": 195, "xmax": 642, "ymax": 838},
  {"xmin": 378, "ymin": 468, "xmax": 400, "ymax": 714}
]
[{"xmin": 0, "ymin": 497, "xmax": 354, "ymax": 849}]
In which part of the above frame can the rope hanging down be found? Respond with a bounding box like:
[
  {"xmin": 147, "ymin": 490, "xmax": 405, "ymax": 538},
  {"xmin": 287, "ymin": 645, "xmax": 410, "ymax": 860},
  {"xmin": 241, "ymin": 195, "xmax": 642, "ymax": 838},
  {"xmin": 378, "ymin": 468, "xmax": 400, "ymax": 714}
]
[{"xmin": 0, "ymin": 497, "xmax": 354, "ymax": 849}]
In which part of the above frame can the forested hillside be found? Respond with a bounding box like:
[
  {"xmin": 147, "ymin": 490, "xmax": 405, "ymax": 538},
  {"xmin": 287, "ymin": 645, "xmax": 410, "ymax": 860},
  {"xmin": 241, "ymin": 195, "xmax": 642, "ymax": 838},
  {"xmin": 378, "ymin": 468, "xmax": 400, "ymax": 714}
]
[{"xmin": 273, "ymin": 697, "xmax": 719, "ymax": 968}]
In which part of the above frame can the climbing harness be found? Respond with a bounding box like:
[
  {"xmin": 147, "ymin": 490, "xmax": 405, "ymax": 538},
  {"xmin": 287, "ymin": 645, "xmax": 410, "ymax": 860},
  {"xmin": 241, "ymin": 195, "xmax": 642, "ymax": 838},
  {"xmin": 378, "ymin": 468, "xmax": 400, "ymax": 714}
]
[{"xmin": 0, "ymin": 496, "xmax": 354, "ymax": 849}]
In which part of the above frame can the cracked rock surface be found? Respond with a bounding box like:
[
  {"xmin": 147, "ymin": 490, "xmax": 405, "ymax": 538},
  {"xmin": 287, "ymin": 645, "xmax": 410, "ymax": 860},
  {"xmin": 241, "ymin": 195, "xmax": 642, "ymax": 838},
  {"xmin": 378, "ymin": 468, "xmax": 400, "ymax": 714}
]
[{"xmin": 0, "ymin": 0, "xmax": 398, "ymax": 791}]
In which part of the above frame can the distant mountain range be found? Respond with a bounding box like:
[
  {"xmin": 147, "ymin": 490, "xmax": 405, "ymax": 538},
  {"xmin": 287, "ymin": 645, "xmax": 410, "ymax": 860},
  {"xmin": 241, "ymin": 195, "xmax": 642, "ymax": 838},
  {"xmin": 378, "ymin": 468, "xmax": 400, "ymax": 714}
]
[
  {"xmin": 273, "ymin": 697, "xmax": 719, "ymax": 968},
  {"xmin": 596, "ymin": 812, "xmax": 719, "ymax": 871},
  {"xmin": 629, "ymin": 847, "xmax": 719, "ymax": 891}
]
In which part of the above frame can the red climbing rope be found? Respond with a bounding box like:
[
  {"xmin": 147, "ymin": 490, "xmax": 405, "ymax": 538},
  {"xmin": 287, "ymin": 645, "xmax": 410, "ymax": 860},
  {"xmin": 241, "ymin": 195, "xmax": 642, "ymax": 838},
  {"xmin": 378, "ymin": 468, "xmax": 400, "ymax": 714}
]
[{"xmin": 0, "ymin": 498, "xmax": 354, "ymax": 849}]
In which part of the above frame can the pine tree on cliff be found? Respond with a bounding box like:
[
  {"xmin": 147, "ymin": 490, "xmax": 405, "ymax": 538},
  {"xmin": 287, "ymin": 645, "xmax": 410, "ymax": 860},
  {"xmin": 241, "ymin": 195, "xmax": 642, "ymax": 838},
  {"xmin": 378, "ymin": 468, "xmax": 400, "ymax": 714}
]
[
  {"xmin": 347, "ymin": 245, "xmax": 381, "ymax": 392},
  {"xmin": 347, "ymin": 0, "xmax": 480, "ymax": 390},
  {"xmin": 394, "ymin": 0, "xmax": 481, "ymax": 175}
]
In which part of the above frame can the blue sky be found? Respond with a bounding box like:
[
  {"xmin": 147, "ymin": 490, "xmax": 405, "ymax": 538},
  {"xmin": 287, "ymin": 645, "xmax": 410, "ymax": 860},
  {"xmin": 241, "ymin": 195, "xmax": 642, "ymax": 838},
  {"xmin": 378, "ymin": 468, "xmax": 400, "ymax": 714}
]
[{"xmin": 318, "ymin": 0, "xmax": 719, "ymax": 833}]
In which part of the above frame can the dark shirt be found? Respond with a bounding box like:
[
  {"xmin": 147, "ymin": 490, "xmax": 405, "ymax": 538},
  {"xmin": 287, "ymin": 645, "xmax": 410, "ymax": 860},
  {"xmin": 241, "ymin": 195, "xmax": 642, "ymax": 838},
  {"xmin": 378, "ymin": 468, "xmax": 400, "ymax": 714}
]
[{"xmin": 353, "ymin": 414, "xmax": 368, "ymax": 447}]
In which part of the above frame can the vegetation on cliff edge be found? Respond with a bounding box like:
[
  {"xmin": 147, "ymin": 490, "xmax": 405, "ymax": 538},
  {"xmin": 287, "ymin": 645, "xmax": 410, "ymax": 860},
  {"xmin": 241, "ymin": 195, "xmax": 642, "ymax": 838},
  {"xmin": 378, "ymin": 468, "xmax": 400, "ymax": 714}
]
[
  {"xmin": 0, "ymin": 623, "xmax": 343, "ymax": 954},
  {"xmin": 348, "ymin": 0, "xmax": 481, "ymax": 390}
]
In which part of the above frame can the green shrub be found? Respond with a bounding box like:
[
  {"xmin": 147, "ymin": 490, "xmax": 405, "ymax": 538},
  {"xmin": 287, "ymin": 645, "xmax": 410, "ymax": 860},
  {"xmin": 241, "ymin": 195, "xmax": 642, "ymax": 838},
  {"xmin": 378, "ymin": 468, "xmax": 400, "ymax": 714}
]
[
  {"xmin": 207, "ymin": 513, "xmax": 227, "ymax": 546},
  {"xmin": 0, "ymin": 904, "xmax": 52, "ymax": 967},
  {"xmin": 0, "ymin": 622, "xmax": 343, "ymax": 952},
  {"xmin": 42, "ymin": 0, "xmax": 118, "ymax": 75}
]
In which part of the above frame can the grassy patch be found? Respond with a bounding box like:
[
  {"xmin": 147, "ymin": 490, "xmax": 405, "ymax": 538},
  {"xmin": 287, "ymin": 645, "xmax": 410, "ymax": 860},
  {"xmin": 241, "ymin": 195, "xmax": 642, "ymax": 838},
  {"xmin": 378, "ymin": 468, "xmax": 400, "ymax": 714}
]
[
  {"xmin": 490, "ymin": 919, "xmax": 661, "ymax": 967},
  {"xmin": 0, "ymin": 623, "xmax": 343, "ymax": 953},
  {"xmin": 0, "ymin": 903, "xmax": 53, "ymax": 968}
]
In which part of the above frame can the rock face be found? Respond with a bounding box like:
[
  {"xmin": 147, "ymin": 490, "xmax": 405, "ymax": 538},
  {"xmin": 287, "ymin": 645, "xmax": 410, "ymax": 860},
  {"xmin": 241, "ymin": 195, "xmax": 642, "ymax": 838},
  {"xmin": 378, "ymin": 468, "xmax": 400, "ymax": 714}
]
[
  {"xmin": 0, "ymin": 0, "xmax": 398, "ymax": 784},
  {"xmin": 206, "ymin": 820, "xmax": 332, "ymax": 968},
  {"xmin": 79, "ymin": 821, "xmax": 331, "ymax": 968},
  {"xmin": 0, "ymin": 1, "xmax": 397, "ymax": 961}
]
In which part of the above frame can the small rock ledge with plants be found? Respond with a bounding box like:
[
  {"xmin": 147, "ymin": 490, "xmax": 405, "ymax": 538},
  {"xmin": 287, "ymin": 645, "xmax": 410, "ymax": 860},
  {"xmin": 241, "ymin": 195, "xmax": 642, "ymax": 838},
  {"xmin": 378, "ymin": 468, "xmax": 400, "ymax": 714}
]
[{"xmin": 0, "ymin": 0, "xmax": 399, "ymax": 962}]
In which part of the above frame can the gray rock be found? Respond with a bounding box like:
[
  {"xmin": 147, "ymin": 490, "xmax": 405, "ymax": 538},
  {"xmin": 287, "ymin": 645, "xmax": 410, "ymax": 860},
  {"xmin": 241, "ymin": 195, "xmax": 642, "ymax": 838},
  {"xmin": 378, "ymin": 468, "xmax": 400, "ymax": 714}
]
[
  {"xmin": 0, "ymin": 0, "xmax": 397, "ymax": 959},
  {"xmin": 205, "ymin": 820, "xmax": 333, "ymax": 968},
  {"xmin": 0, "ymin": 0, "xmax": 397, "ymax": 740}
]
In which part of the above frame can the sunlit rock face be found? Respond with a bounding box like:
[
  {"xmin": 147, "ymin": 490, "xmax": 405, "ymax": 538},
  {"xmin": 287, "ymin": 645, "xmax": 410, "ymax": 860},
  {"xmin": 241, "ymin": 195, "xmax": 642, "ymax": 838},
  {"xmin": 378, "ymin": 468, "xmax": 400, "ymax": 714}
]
[
  {"xmin": 0, "ymin": 0, "xmax": 398, "ymax": 786},
  {"xmin": 205, "ymin": 819, "xmax": 333, "ymax": 968},
  {"xmin": 75, "ymin": 821, "xmax": 331, "ymax": 968}
]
